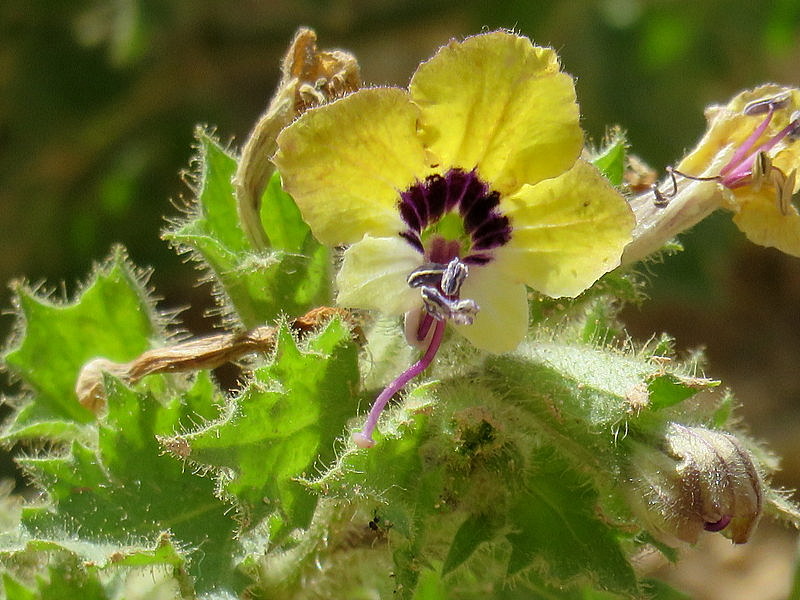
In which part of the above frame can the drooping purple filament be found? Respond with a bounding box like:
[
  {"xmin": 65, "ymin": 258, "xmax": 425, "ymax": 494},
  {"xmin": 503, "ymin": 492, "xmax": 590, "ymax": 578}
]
[{"xmin": 352, "ymin": 319, "xmax": 446, "ymax": 448}]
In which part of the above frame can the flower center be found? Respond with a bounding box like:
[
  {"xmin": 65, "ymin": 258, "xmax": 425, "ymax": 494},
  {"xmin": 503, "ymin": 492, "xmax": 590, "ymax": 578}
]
[{"xmin": 398, "ymin": 168, "xmax": 512, "ymax": 265}]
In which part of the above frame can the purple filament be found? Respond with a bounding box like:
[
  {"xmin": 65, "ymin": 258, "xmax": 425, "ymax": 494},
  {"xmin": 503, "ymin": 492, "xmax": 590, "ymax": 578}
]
[
  {"xmin": 720, "ymin": 109, "xmax": 800, "ymax": 188},
  {"xmin": 352, "ymin": 319, "xmax": 446, "ymax": 448}
]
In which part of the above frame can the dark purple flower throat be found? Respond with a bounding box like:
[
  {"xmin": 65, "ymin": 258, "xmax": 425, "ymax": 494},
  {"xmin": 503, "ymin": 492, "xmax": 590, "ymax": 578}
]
[{"xmin": 398, "ymin": 168, "xmax": 511, "ymax": 265}]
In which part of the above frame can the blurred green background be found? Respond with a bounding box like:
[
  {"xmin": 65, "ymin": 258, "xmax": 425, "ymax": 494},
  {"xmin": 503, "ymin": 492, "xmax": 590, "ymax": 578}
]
[{"xmin": 2, "ymin": 1, "xmax": 800, "ymax": 597}]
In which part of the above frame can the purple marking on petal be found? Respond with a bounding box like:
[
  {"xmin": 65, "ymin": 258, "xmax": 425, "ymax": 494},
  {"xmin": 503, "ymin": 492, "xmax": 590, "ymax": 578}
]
[
  {"xmin": 471, "ymin": 216, "xmax": 512, "ymax": 249},
  {"xmin": 463, "ymin": 253, "xmax": 492, "ymax": 265},
  {"xmin": 458, "ymin": 174, "xmax": 491, "ymax": 216},
  {"xmin": 405, "ymin": 185, "xmax": 429, "ymax": 225},
  {"xmin": 463, "ymin": 191, "xmax": 501, "ymax": 233},
  {"xmin": 704, "ymin": 515, "xmax": 732, "ymax": 532},
  {"xmin": 444, "ymin": 169, "xmax": 472, "ymax": 210},
  {"xmin": 396, "ymin": 168, "xmax": 513, "ymax": 266},
  {"xmin": 400, "ymin": 230, "xmax": 424, "ymax": 253},
  {"xmin": 399, "ymin": 199, "xmax": 422, "ymax": 231},
  {"xmin": 425, "ymin": 174, "xmax": 447, "ymax": 222}
]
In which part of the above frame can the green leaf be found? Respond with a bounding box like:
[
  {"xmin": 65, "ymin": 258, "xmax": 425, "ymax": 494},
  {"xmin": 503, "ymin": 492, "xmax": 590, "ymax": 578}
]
[
  {"xmin": 2, "ymin": 246, "xmax": 162, "ymax": 438},
  {"xmin": 642, "ymin": 578, "xmax": 692, "ymax": 600},
  {"xmin": 260, "ymin": 170, "xmax": 313, "ymax": 253},
  {"xmin": 647, "ymin": 372, "xmax": 719, "ymax": 411},
  {"xmin": 172, "ymin": 318, "xmax": 360, "ymax": 538},
  {"xmin": 506, "ymin": 449, "xmax": 637, "ymax": 595},
  {"xmin": 411, "ymin": 568, "xmax": 448, "ymax": 600},
  {"xmin": 18, "ymin": 374, "xmax": 243, "ymax": 597},
  {"xmin": 442, "ymin": 513, "xmax": 497, "ymax": 575},
  {"xmin": 3, "ymin": 574, "xmax": 37, "ymax": 600},
  {"xmin": 164, "ymin": 130, "xmax": 330, "ymax": 328},
  {"xmin": 0, "ymin": 536, "xmax": 193, "ymax": 600},
  {"xmin": 591, "ymin": 130, "xmax": 627, "ymax": 187}
]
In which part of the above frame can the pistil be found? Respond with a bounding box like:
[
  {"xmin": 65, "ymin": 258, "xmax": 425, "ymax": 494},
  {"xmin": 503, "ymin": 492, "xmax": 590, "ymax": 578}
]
[
  {"xmin": 352, "ymin": 319, "xmax": 446, "ymax": 448},
  {"xmin": 353, "ymin": 256, "xmax": 478, "ymax": 448}
]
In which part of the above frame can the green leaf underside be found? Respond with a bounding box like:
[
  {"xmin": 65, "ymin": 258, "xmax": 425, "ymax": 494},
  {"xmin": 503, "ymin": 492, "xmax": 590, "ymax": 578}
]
[
  {"xmin": 2, "ymin": 247, "xmax": 160, "ymax": 436},
  {"xmin": 18, "ymin": 374, "xmax": 243, "ymax": 597},
  {"xmin": 174, "ymin": 318, "xmax": 360, "ymax": 539},
  {"xmin": 164, "ymin": 131, "xmax": 330, "ymax": 328},
  {"xmin": 488, "ymin": 340, "xmax": 716, "ymax": 435},
  {"xmin": 506, "ymin": 449, "xmax": 636, "ymax": 591}
]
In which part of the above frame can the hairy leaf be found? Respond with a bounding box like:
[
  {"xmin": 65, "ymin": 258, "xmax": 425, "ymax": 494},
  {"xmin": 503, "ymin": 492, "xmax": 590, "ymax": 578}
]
[
  {"xmin": 164, "ymin": 130, "xmax": 330, "ymax": 328},
  {"xmin": 506, "ymin": 449, "xmax": 637, "ymax": 595},
  {"xmin": 2, "ymin": 247, "xmax": 161, "ymax": 440},
  {"xmin": 18, "ymin": 374, "xmax": 242, "ymax": 597},
  {"xmin": 172, "ymin": 318, "xmax": 359, "ymax": 539}
]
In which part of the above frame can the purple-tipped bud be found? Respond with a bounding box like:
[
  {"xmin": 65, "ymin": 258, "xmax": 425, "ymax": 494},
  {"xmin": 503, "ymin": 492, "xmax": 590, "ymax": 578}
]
[{"xmin": 628, "ymin": 423, "xmax": 763, "ymax": 544}]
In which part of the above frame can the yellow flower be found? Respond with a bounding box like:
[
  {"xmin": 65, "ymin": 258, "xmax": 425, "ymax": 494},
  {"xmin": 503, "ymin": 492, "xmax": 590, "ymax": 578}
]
[
  {"xmin": 275, "ymin": 31, "xmax": 633, "ymax": 354},
  {"xmin": 275, "ymin": 31, "xmax": 634, "ymax": 447},
  {"xmin": 624, "ymin": 85, "xmax": 800, "ymax": 263}
]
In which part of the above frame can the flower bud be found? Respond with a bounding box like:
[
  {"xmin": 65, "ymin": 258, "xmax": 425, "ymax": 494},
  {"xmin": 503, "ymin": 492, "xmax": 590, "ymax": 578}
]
[{"xmin": 628, "ymin": 423, "xmax": 763, "ymax": 544}]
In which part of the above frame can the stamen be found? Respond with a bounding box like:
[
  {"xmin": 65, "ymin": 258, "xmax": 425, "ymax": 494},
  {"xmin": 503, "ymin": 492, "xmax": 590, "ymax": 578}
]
[
  {"xmin": 720, "ymin": 108, "xmax": 775, "ymax": 176},
  {"xmin": 751, "ymin": 151, "xmax": 772, "ymax": 192},
  {"xmin": 651, "ymin": 166, "xmax": 717, "ymax": 208},
  {"xmin": 651, "ymin": 168, "xmax": 678, "ymax": 207},
  {"xmin": 407, "ymin": 263, "xmax": 448, "ymax": 289},
  {"xmin": 789, "ymin": 111, "xmax": 800, "ymax": 141},
  {"xmin": 776, "ymin": 168, "xmax": 797, "ymax": 216},
  {"xmin": 352, "ymin": 319, "xmax": 446, "ymax": 449},
  {"xmin": 743, "ymin": 93, "xmax": 792, "ymax": 115},
  {"xmin": 722, "ymin": 112, "xmax": 800, "ymax": 183},
  {"xmin": 421, "ymin": 287, "xmax": 479, "ymax": 325},
  {"xmin": 440, "ymin": 258, "xmax": 468, "ymax": 296}
]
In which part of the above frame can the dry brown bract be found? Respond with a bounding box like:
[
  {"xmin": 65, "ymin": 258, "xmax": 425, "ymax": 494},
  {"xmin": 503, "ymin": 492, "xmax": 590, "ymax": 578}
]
[
  {"xmin": 234, "ymin": 27, "xmax": 361, "ymax": 248},
  {"xmin": 76, "ymin": 306, "xmax": 358, "ymax": 412}
]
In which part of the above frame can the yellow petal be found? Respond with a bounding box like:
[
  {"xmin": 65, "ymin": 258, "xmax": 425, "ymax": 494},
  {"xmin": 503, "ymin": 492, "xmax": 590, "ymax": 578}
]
[
  {"xmin": 731, "ymin": 189, "xmax": 800, "ymax": 256},
  {"xmin": 409, "ymin": 31, "xmax": 582, "ymax": 196},
  {"xmin": 454, "ymin": 267, "xmax": 528, "ymax": 353},
  {"xmin": 494, "ymin": 160, "xmax": 634, "ymax": 298},
  {"xmin": 336, "ymin": 235, "xmax": 423, "ymax": 314},
  {"xmin": 274, "ymin": 87, "xmax": 429, "ymax": 245}
]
